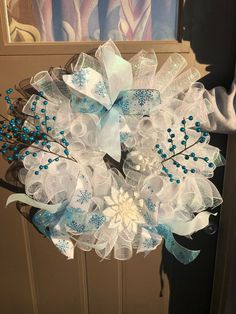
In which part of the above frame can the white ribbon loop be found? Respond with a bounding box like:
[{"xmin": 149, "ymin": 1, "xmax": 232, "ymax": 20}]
[
  {"xmin": 63, "ymin": 68, "xmax": 112, "ymax": 109},
  {"xmin": 95, "ymin": 42, "xmax": 133, "ymax": 104},
  {"xmin": 164, "ymin": 212, "xmax": 217, "ymax": 236},
  {"xmin": 129, "ymin": 49, "xmax": 158, "ymax": 89},
  {"xmin": 31, "ymin": 71, "xmax": 69, "ymax": 103}
]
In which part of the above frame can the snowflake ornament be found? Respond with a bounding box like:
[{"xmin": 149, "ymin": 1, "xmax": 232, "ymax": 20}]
[
  {"xmin": 72, "ymin": 69, "xmax": 89, "ymax": 87},
  {"xmin": 133, "ymin": 89, "xmax": 154, "ymax": 106},
  {"xmin": 77, "ymin": 190, "xmax": 92, "ymax": 205},
  {"xmin": 94, "ymin": 81, "xmax": 108, "ymax": 98}
]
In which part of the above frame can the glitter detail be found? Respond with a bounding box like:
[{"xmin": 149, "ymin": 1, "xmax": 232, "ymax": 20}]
[
  {"xmin": 88, "ymin": 214, "xmax": 105, "ymax": 229},
  {"xmin": 69, "ymin": 221, "xmax": 86, "ymax": 233},
  {"xmin": 72, "ymin": 69, "xmax": 89, "ymax": 87},
  {"xmin": 94, "ymin": 81, "xmax": 107, "ymax": 97},
  {"xmin": 56, "ymin": 239, "xmax": 70, "ymax": 254},
  {"xmin": 77, "ymin": 190, "xmax": 92, "ymax": 205},
  {"xmin": 145, "ymin": 198, "xmax": 156, "ymax": 212},
  {"xmin": 143, "ymin": 238, "xmax": 158, "ymax": 249},
  {"xmin": 120, "ymin": 132, "xmax": 129, "ymax": 143},
  {"xmin": 134, "ymin": 90, "xmax": 154, "ymax": 106}
]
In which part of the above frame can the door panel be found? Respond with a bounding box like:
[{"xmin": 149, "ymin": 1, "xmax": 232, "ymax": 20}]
[
  {"xmin": 0, "ymin": 191, "xmax": 35, "ymax": 314},
  {"xmin": 27, "ymin": 225, "xmax": 85, "ymax": 314},
  {"xmin": 0, "ymin": 53, "xmax": 185, "ymax": 314},
  {"xmin": 86, "ymin": 253, "xmax": 120, "ymax": 314},
  {"xmin": 0, "ymin": 1, "xmax": 236, "ymax": 313},
  {"xmin": 123, "ymin": 251, "xmax": 169, "ymax": 314}
]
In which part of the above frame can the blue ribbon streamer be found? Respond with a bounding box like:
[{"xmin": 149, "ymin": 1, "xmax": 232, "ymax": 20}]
[
  {"xmin": 71, "ymin": 89, "xmax": 161, "ymax": 161},
  {"xmin": 32, "ymin": 204, "xmax": 200, "ymax": 264},
  {"xmin": 72, "ymin": 89, "xmax": 161, "ymax": 115},
  {"xmin": 146, "ymin": 224, "xmax": 200, "ymax": 264},
  {"xmin": 32, "ymin": 202, "xmax": 105, "ymax": 239}
]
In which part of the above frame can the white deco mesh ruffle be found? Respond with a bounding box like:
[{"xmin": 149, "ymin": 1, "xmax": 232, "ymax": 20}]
[{"xmin": 14, "ymin": 40, "xmax": 224, "ymax": 261}]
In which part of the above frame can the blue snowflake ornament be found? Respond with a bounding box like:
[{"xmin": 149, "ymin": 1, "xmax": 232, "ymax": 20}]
[
  {"xmin": 57, "ymin": 239, "xmax": 70, "ymax": 254},
  {"xmin": 72, "ymin": 69, "xmax": 89, "ymax": 88},
  {"xmin": 143, "ymin": 238, "xmax": 158, "ymax": 249},
  {"xmin": 68, "ymin": 221, "xmax": 86, "ymax": 233},
  {"xmin": 120, "ymin": 132, "xmax": 129, "ymax": 143},
  {"xmin": 94, "ymin": 81, "xmax": 108, "ymax": 98},
  {"xmin": 133, "ymin": 90, "xmax": 154, "ymax": 106},
  {"xmin": 77, "ymin": 190, "xmax": 92, "ymax": 205},
  {"xmin": 119, "ymin": 98, "xmax": 130, "ymax": 114},
  {"xmin": 88, "ymin": 214, "xmax": 105, "ymax": 229},
  {"xmin": 144, "ymin": 198, "xmax": 156, "ymax": 212}
]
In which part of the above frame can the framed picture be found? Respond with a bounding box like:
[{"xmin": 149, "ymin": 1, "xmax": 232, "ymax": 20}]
[{"xmin": 0, "ymin": 0, "xmax": 189, "ymax": 55}]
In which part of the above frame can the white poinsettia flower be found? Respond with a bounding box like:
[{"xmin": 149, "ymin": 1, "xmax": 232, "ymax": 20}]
[{"xmin": 103, "ymin": 187, "xmax": 145, "ymax": 233}]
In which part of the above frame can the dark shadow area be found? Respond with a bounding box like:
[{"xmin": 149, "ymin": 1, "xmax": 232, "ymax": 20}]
[
  {"xmin": 161, "ymin": 1, "xmax": 236, "ymax": 313},
  {"xmin": 225, "ymin": 233, "xmax": 236, "ymax": 314}
]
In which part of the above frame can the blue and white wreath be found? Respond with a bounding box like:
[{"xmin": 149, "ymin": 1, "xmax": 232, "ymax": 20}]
[{"xmin": 3, "ymin": 40, "xmax": 224, "ymax": 263}]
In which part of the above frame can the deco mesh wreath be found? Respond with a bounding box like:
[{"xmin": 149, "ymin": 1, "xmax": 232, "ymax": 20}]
[{"xmin": 2, "ymin": 40, "xmax": 224, "ymax": 264}]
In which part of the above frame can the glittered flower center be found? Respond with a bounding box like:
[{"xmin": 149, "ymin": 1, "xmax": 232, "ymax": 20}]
[
  {"xmin": 103, "ymin": 188, "xmax": 145, "ymax": 229},
  {"xmin": 117, "ymin": 199, "xmax": 140, "ymax": 222}
]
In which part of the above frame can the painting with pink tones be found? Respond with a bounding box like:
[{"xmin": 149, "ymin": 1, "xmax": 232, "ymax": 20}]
[{"xmin": 6, "ymin": 0, "xmax": 179, "ymax": 42}]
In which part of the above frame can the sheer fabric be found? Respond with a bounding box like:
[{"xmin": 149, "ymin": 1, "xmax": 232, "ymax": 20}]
[
  {"xmin": 6, "ymin": 0, "xmax": 178, "ymax": 42},
  {"xmin": 10, "ymin": 40, "xmax": 223, "ymax": 261}
]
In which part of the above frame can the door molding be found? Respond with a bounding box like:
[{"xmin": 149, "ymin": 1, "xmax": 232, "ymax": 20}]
[{"xmin": 211, "ymin": 133, "xmax": 236, "ymax": 314}]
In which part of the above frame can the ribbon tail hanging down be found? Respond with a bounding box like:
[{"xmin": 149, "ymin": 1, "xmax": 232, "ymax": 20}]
[
  {"xmin": 6, "ymin": 193, "xmax": 61, "ymax": 213},
  {"xmin": 165, "ymin": 211, "xmax": 217, "ymax": 236},
  {"xmin": 156, "ymin": 224, "xmax": 200, "ymax": 264},
  {"xmin": 97, "ymin": 106, "xmax": 121, "ymax": 162}
]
